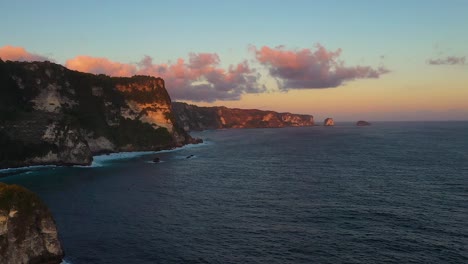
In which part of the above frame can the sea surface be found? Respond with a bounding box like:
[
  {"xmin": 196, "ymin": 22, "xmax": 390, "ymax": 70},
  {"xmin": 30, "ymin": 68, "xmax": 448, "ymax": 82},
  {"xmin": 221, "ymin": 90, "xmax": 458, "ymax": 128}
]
[{"xmin": 1, "ymin": 122, "xmax": 467, "ymax": 263}]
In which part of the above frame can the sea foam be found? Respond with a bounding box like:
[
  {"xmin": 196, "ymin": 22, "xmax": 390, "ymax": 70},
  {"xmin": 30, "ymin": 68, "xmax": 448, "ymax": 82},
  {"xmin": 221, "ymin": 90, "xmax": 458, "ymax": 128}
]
[
  {"xmin": 0, "ymin": 141, "xmax": 211, "ymax": 173},
  {"xmin": 91, "ymin": 141, "xmax": 210, "ymax": 167}
]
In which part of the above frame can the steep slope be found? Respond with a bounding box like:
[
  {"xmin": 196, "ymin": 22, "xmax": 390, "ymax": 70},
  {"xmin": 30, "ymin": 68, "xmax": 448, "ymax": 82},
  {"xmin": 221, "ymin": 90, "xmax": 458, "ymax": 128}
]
[
  {"xmin": 172, "ymin": 102, "xmax": 314, "ymax": 131},
  {"xmin": 0, "ymin": 60, "xmax": 196, "ymax": 169},
  {"xmin": 0, "ymin": 183, "xmax": 63, "ymax": 264}
]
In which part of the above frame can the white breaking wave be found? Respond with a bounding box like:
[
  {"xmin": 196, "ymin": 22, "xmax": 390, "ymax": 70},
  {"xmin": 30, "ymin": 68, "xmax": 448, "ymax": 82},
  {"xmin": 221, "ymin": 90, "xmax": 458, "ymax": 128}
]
[
  {"xmin": 0, "ymin": 141, "xmax": 212, "ymax": 173},
  {"xmin": 0, "ymin": 164, "xmax": 57, "ymax": 174},
  {"xmin": 91, "ymin": 151, "xmax": 157, "ymax": 167},
  {"xmin": 91, "ymin": 141, "xmax": 211, "ymax": 167}
]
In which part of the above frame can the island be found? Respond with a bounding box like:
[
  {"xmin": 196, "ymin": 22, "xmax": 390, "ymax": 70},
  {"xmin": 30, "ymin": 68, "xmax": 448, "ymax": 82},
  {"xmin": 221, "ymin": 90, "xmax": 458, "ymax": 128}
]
[
  {"xmin": 356, "ymin": 120, "xmax": 371, "ymax": 126},
  {"xmin": 324, "ymin": 118, "xmax": 335, "ymax": 126}
]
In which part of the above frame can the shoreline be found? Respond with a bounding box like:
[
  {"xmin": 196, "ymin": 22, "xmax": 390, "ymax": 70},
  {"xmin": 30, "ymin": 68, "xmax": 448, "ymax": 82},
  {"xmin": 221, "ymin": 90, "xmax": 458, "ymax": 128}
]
[{"xmin": 0, "ymin": 141, "xmax": 208, "ymax": 176}]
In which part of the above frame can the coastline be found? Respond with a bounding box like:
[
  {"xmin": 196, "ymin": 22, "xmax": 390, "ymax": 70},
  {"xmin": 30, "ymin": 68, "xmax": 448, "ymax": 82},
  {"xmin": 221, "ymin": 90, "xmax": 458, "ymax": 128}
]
[{"xmin": 0, "ymin": 141, "xmax": 208, "ymax": 176}]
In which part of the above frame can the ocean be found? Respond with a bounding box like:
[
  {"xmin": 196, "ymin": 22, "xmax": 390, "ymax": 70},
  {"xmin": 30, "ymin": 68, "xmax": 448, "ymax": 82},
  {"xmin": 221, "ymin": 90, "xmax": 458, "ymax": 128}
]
[{"xmin": 1, "ymin": 122, "xmax": 467, "ymax": 263}]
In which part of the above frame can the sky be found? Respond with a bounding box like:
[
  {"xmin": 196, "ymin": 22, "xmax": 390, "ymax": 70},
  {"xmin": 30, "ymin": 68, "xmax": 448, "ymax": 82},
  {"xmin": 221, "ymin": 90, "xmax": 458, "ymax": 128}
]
[{"xmin": 1, "ymin": 0, "xmax": 467, "ymax": 121}]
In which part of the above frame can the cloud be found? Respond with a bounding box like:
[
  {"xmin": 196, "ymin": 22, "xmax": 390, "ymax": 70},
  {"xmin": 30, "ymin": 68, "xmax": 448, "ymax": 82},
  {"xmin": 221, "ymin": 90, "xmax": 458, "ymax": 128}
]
[
  {"xmin": 1, "ymin": 44, "xmax": 390, "ymax": 102},
  {"xmin": 428, "ymin": 56, "xmax": 466, "ymax": 65},
  {"xmin": 66, "ymin": 56, "xmax": 137, "ymax": 76},
  {"xmin": 253, "ymin": 44, "xmax": 389, "ymax": 89},
  {"xmin": 66, "ymin": 53, "xmax": 265, "ymax": 102},
  {"xmin": 0, "ymin": 45, "xmax": 50, "ymax": 62}
]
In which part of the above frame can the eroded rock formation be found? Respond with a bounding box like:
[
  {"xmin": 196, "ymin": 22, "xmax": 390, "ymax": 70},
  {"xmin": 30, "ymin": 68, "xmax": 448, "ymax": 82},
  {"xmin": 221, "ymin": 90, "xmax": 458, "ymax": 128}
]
[
  {"xmin": 0, "ymin": 183, "xmax": 63, "ymax": 264},
  {"xmin": 324, "ymin": 118, "xmax": 334, "ymax": 126}
]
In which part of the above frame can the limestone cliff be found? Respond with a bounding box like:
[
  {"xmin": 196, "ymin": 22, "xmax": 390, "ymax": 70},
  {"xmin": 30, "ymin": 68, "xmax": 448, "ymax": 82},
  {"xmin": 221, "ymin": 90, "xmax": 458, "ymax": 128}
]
[
  {"xmin": 0, "ymin": 182, "xmax": 63, "ymax": 264},
  {"xmin": 172, "ymin": 102, "xmax": 314, "ymax": 131},
  {"xmin": 0, "ymin": 60, "xmax": 196, "ymax": 169}
]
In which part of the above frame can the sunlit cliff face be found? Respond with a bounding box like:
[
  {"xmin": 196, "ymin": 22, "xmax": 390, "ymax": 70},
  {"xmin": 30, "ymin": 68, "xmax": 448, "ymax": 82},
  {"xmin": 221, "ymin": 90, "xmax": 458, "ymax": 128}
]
[{"xmin": 115, "ymin": 78, "xmax": 175, "ymax": 132}]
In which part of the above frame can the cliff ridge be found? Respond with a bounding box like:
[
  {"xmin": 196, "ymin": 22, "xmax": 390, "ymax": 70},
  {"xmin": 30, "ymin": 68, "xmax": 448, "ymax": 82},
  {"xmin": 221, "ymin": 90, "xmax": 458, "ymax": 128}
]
[
  {"xmin": 0, "ymin": 60, "xmax": 196, "ymax": 169},
  {"xmin": 172, "ymin": 102, "xmax": 314, "ymax": 131}
]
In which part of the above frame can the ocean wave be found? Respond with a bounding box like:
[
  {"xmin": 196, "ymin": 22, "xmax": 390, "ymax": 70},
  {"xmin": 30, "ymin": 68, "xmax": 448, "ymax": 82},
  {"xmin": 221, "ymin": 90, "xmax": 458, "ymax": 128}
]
[
  {"xmin": 92, "ymin": 151, "xmax": 157, "ymax": 166},
  {"xmin": 91, "ymin": 141, "xmax": 211, "ymax": 167},
  {"xmin": 0, "ymin": 164, "xmax": 57, "ymax": 174},
  {"xmin": 0, "ymin": 141, "xmax": 212, "ymax": 173}
]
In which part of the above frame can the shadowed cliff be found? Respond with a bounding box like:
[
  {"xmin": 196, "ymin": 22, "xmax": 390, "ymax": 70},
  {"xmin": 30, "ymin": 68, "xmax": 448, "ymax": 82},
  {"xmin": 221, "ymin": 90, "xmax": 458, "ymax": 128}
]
[{"xmin": 0, "ymin": 60, "xmax": 196, "ymax": 169}]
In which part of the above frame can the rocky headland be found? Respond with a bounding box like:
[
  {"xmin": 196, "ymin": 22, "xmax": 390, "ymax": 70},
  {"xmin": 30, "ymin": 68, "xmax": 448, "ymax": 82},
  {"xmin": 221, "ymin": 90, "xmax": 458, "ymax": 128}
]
[
  {"xmin": 172, "ymin": 102, "xmax": 314, "ymax": 131},
  {"xmin": 0, "ymin": 182, "xmax": 63, "ymax": 264},
  {"xmin": 0, "ymin": 59, "xmax": 198, "ymax": 169}
]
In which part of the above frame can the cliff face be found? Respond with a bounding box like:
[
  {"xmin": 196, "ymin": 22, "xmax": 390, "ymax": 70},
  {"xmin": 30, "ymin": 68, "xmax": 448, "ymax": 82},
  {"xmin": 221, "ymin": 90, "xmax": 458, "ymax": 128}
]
[
  {"xmin": 0, "ymin": 60, "xmax": 194, "ymax": 168},
  {"xmin": 0, "ymin": 183, "xmax": 63, "ymax": 264},
  {"xmin": 172, "ymin": 102, "xmax": 314, "ymax": 131}
]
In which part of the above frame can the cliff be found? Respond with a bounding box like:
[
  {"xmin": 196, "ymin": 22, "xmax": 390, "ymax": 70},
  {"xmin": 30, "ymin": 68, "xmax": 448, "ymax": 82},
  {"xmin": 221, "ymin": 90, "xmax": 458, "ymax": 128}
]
[
  {"xmin": 172, "ymin": 102, "xmax": 314, "ymax": 131},
  {"xmin": 0, "ymin": 60, "xmax": 196, "ymax": 169},
  {"xmin": 0, "ymin": 183, "xmax": 63, "ymax": 264}
]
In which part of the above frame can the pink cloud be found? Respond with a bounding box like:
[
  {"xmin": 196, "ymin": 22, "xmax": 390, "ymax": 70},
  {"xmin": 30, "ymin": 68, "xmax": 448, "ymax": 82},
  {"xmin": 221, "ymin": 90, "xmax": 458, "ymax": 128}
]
[
  {"xmin": 188, "ymin": 52, "xmax": 220, "ymax": 69},
  {"xmin": 0, "ymin": 45, "xmax": 50, "ymax": 62},
  {"xmin": 143, "ymin": 53, "xmax": 265, "ymax": 102},
  {"xmin": 253, "ymin": 44, "xmax": 389, "ymax": 89},
  {"xmin": 65, "ymin": 56, "xmax": 137, "ymax": 77},
  {"xmin": 1, "ymin": 45, "xmax": 390, "ymax": 102}
]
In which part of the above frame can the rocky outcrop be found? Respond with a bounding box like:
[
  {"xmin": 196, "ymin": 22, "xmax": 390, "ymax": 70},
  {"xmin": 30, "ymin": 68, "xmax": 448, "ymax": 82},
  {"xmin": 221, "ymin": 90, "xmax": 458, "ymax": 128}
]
[
  {"xmin": 0, "ymin": 60, "xmax": 197, "ymax": 168},
  {"xmin": 172, "ymin": 102, "xmax": 314, "ymax": 131},
  {"xmin": 356, "ymin": 120, "xmax": 371, "ymax": 126},
  {"xmin": 0, "ymin": 183, "xmax": 63, "ymax": 264},
  {"xmin": 324, "ymin": 118, "xmax": 334, "ymax": 126}
]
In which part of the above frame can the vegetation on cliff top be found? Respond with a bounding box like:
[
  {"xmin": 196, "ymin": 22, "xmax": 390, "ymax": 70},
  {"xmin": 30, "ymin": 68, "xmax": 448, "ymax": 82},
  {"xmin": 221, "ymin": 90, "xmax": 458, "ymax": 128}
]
[
  {"xmin": 0, "ymin": 182, "xmax": 64, "ymax": 263},
  {"xmin": 0, "ymin": 182, "xmax": 46, "ymax": 214}
]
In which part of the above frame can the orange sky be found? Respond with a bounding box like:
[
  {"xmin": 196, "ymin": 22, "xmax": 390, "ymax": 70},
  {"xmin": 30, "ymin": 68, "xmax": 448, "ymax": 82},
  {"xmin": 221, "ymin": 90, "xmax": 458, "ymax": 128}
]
[{"xmin": 1, "ymin": 45, "xmax": 467, "ymax": 121}]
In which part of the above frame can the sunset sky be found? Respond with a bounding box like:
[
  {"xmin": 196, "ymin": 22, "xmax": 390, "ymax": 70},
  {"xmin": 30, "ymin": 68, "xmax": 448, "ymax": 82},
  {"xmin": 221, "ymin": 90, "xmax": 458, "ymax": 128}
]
[{"xmin": 1, "ymin": 0, "xmax": 467, "ymax": 121}]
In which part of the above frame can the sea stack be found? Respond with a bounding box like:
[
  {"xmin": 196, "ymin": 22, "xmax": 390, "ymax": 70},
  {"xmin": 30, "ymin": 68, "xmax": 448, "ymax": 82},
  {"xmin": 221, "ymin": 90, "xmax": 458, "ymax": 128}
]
[
  {"xmin": 0, "ymin": 183, "xmax": 64, "ymax": 264},
  {"xmin": 324, "ymin": 118, "xmax": 335, "ymax": 126},
  {"xmin": 356, "ymin": 120, "xmax": 371, "ymax": 126}
]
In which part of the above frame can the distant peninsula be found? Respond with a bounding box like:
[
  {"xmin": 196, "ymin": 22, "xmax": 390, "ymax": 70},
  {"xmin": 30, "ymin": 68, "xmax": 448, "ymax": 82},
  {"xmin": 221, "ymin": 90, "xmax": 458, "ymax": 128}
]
[
  {"xmin": 0, "ymin": 60, "xmax": 314, "ymax": 169},
  {"xmin": 172, "ymin": 102, "xmax": 314, "ymax": 131}
]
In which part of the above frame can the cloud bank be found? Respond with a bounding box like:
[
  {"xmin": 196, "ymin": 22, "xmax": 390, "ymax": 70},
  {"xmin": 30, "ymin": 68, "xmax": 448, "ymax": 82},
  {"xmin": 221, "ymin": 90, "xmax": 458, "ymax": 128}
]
[
  {"xmin": 0, "ymin": 45, "xmax": 50, "ymax": 62},
  {"xmin": 1, "ymin": 45, "xmax": 389, "ymax": 102},
  {"xmin": 253, "ymin": 44, "xmax": 389, "ymax": 90},
  {"xmin": 428, "ymin": 56, "xmax": 466, "ymax": 65}
]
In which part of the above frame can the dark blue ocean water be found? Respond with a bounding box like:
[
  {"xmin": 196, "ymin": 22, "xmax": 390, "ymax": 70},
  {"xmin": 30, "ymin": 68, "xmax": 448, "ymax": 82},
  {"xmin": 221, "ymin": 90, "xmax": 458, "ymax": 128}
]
[{"xmin": 1, "ymin": 122, "xmax": 467, "ymax": 263}]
